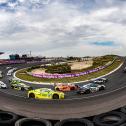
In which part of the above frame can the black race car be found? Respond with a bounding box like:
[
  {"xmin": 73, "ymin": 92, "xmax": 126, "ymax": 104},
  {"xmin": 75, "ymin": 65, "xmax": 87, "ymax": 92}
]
[{"xmin": 77, "ymin": 83, "xmax": 106, "ymax": 95}]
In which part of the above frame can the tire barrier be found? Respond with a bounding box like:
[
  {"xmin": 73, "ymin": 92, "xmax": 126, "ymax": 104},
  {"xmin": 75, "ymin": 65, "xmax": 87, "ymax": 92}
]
[
  {"xmin": 120, "ymin": 107, "xmax": 126, "ymax": 126},
  {"xmin": 1, "ymin": 108, "xmax": 126, "ymax": 126},
  {"xmin": 15, "ymin": 118, "xmax": 52, "ymax": 126},
  {"xmin": 0, "ymin": 111, "xmax": 19, "ymax": 126},
  {"xmin": 120, "ymin": 124, "xmax": 126, "ymax": 126},
  {"xmin": 49, "ymin": 120, "xmax": 59, "ymax": 126},
  {"xmin": 93, "ymin": 111, "xmax": 126, "ymax": 126},
  {"xmin": 121, "ymin": 106, "xmax": 126, "ymax": 114},
  {"xmin": 1, "ymin": 107, "xmax": 126, "ymax": 126},
  {"xmin": 54, "ymin": 118, "xmax": 94, "ymax": 126}
]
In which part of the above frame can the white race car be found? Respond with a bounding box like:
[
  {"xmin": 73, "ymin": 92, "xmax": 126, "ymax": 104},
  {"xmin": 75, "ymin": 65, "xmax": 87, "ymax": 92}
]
[
  {"xmin": 6, "ymin": 67, "xmax": 12, "ymax": 69},
  {"xmin": 77, "ymin": 83, "xmax": 105, "ymax": 94},
  {"xmin": 91, "ymin": 78, "xmax": 108, "ymax": 84},
  {"xmin": 7, "ymin": 68, "xmax": 17, "ymax": 76},
  {"xmin": 0, "ymin": 71, "xmax": 3, "ymax": 78},
  {"xmin": 0, "ymin": 81, "xmax": 7, "ymax": 89},
  {"xmin": 123, "ymin": 67, "xmax": 126, "ymax": 73}
]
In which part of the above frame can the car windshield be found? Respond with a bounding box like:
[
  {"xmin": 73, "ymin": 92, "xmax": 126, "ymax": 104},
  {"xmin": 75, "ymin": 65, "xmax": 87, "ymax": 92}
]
[
  {"xmin": 58, "ymin": 84, "xmax": 67, "ymax": 86},
  {"xmin": 0, "ymin": 81, "xmax": 4, "ymax": 84},
  {"xmin": 40, "ymin": 89, "xmax": 52, "ymax": 92},
  {"xmin": 84, "ymin": 83, "xmax": 97, "ymax": 87},
  {"xmin": 68, "ymin": 84, "xmax": 73, "ymax": 86},
  {"xmin": 19, "ymin": 83, "xmax": 26, "ymax": 86},
  {"xmin": 83, "ymin": 84, "xmax": 91, "ymax": 88}
]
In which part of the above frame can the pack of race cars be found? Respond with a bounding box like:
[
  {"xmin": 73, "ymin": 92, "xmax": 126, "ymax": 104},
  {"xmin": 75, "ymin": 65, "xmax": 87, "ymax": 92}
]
[
  {"xmin": 0, "ymin": 77, "xmax": 107, "ymax": 100},
  {"xmin": 7, "ymin": 67, "xmax": 17, "ymax": 76}
]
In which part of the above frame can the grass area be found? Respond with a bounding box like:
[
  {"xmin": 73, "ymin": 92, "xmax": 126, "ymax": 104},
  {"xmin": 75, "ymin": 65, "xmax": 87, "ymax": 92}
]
[
  {"xmin": 27, "ymin": 55, "xmax": 116, "ymax": 74},
  {"xmin": 15, "ymin": 59, "xmax": 123, "ymax": 83}
]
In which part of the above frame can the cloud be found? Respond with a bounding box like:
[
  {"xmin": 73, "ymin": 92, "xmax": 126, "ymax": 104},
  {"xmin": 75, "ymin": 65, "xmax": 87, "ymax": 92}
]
[
  {"xmin": 0, "ymin": 0, "xmax": 126, "ymax": 58},
  {"xmin": 0, "ymin": 0, "xmax": 8, "ymax": 4}
]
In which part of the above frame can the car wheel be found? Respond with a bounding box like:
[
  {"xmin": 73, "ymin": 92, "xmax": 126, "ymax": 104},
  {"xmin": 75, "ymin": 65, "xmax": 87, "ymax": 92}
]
[
  {"xmin": 121, "ymin": 106, "xmax": 126, "ymax": 114},
  {"xmin": 99, "ymin": 86, "xmax": 105, "ymax": 91},
  {"xmin": 21, "ymin": 87, "xmax": 25, "ymax": 91},
  {"xmin": 15, "ymin": 118, "xmax": 52, "ymax": 126},
  {"xmin": 11, "ymin": 86, "xmax": 14, "ymax": 89},
  {"xmin": 53, "ymin": 94, "xmax": 59, "ymax": 99},
  {"xmin": 56, "ymin": 88, "xmax": 60, "ymax": 91},
  {"xmin": 93, "ymin": 111, "xmax": 126, "ymax": 126},
  {"xmin": 75, "ymin": 85, "xmax": 79, "ymax": 88},
  {"xmin": 105, "ymin": 79, "xmax": 108, "ymax": 83},
  {"xmin": 29, "ymin": 87, "xmax": 33, "ymax": 90},
  {"xmin": 55, "ymin": 118, "xmax": 94, "ymax": 126},
  {"xmin": 71, "ymin": 87, "xmax": 75, "ymax": 90},
  {"xmin": 28, "ymin": 93, "xmax": 35, "ymax": 99},
  {"xmin": 85, "ymin": 89, "xmax": 91, "ymax": 94},
  {"xmin": 77, "ymin": 92, "xmax": 81, "ymax": 95},
  {"xmin": 0, "ymin": 111, "xmax": 19, "ymax": 126}
]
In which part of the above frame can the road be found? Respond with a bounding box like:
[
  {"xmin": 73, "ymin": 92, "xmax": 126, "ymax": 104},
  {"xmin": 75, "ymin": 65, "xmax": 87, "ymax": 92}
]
[{"xmin": 0, "ymin": 60, "xmax": 125, "ymax": 120}]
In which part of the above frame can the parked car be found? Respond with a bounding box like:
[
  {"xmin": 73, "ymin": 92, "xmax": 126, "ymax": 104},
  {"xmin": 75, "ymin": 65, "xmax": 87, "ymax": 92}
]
[{"xmin": 77, "ymin": 83, "xmax": 105, "ymax": 94}]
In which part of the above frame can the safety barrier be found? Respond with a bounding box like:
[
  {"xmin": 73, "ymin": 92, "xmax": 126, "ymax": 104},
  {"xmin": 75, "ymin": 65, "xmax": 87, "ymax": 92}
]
[{"xmin": 0, "ymin": 106, "xmax": 126, "ymax": 126}]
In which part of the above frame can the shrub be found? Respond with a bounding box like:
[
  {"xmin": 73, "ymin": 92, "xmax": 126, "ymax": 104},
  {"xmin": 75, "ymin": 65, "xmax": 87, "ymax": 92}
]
[
  {"xmin": 45, "ymin": 64, "xmax": 71, "ymax": 74},
  {"xmin": 27, "ymin": 65, "xmax": 41, "ymax": 72}
]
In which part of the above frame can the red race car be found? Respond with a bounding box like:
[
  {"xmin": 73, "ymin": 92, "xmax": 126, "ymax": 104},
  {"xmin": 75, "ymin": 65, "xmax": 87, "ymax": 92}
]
[{"xmin": 55, "ymin": 83, "xmax": 79, "ymax": 91}]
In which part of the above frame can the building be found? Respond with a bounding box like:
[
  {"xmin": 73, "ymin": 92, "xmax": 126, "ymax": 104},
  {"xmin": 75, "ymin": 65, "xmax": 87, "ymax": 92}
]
[{"xmin": 9, "ymin": 54, "xmax": 20, "ymax": 60}]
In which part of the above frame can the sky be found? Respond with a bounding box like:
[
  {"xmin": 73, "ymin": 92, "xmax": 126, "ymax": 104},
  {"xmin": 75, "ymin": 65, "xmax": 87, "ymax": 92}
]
[{"xmin": 0, "ymin": 0, "xmax": 126, "ymax": 58}]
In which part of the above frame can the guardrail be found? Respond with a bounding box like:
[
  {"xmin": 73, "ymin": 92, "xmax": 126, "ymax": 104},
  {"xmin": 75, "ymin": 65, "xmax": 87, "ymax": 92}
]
[{"xmin": 0, "ymin": 60, "xmax": 48, "ymax": 65}]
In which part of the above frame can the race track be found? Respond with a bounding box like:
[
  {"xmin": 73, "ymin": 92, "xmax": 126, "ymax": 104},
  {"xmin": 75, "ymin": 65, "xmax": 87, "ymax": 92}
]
[{"xmin": 0, "ymin": 59, "xmax": 126, "ymax": 120}]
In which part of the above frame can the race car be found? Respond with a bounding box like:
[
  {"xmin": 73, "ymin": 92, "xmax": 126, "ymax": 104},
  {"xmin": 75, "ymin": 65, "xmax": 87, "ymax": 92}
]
[
  {"xmin": 8, "ymin": 77, "xmax": 19, "ymax": 83},
  {"xmin": 10, "ymin": 78, "xmax": 21, "ymax": 83},
  {"xmin": 77, "ymin": 83, "xmax": 105, "ymax": 95},
  {"xmin": 91, "ymin": 78, "xmax": 108, "ymax": 84},
  {"xmin": 28, "ymin": 88, "xmax": 65, "ymax": 100},
  {"xmin": 10, "ymin": 80, "xmax": 33, "ymax": 91},
  {"xmin": 0, "ymin": 71, "xmax": 3, "ymax": 78},
  {"xmin": 6, "ymin": 66, "xmax": 12, "ymax": 69},
  {"xmin": 0, "ymin": 81, "xmax": 7, "ymax": 89},
  {"xmin": 123, "ymin": 67, "xmax": 126, "ymax": 73},
  {"xmin": 55, "ymin": 83, "xmax": 79, "ymax": 91},
  {"xmin": 8, "ymin": 77, "xmax": 14, "ymax": 83},
  {"xmin": 7, "ymin": 68, "xmax": 17, "ymax": 76}
]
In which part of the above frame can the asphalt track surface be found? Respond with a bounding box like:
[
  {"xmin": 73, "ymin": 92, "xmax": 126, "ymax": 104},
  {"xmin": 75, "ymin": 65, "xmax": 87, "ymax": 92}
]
[{"xmin": 0, "ymin": 60, "xmax": 126, "ymax": 120}]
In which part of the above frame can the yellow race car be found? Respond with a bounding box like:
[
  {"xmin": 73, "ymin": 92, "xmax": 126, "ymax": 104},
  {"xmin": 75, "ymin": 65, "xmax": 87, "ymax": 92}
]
[{"xmin": 28, "ymin": 88, "xmax": 65, "ymax": 100}]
